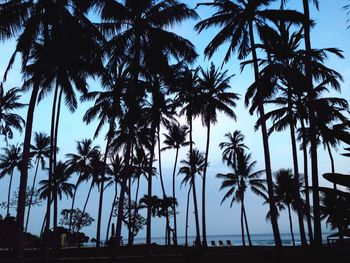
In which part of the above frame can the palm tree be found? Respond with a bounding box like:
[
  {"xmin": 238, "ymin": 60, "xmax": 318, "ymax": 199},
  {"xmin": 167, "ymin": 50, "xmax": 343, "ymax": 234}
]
[
  {"xmin": 219, "ymin": 131, "xmax": 248, "ymax": 166},
  {"xmin": 217, "ymin": 150, "xmax": 265, "ymax": 246},
  {"xmin": 38, "ymin": 161, "xmax": 74, "ymax": 207},
  {"xmin": 0, "ymin": 1, "xmax": 99, "ymax": 257},
  {"xmin": 178, "ymin": 148, "xmax": 206, "ymax": 246},
  {"xmin": 25, "ymin": 132, "xmax": 50, "ymax": 232},
  {"xmin": 195, "ymin": 1, "xmax": 304, "ymax": 246},
  {"xmin": 162, "ymin": 122, "xmax": 189, "ymax": 245},
  {"xmin": 65, "ymin": 139, "xmax": 100, "ymax": 233},
  {"xmin": 273, "ymin": 169, "xmax": 303, "ymax": 247},
  {"xmin": 94, "ymin": 0, "xmax": 198, "ymax": 248},
  {"xmin": 0, "ymin": 144, "xmax": 22, "ymax": 217},
  {"xmin": 0, "ymin": 84, "xmax": 26, "ymax": 144},
  {"xmin": 197, "ymin": 63, "xmax": 239, "ymax": 246}
]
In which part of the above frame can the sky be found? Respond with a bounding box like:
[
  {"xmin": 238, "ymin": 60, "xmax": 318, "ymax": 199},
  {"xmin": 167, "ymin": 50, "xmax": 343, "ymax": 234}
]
[{"xmin": 1, "ymin": 0, "xmax": 350, "ymax": 242}]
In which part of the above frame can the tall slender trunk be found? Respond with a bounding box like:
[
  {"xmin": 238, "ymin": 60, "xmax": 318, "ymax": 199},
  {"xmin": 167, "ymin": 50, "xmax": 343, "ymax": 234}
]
[
  {"xmin": 185, "ymin": 185, "xmax": 192, "ymax": 247},
  {"xmin": 25, "ymin": 158, "xmax": 40, "ymax": 232},
  {"xmin": 242, "ymin": 196, "xmax": 252, "ymax": 246},
  {"xmin": 302, "ymin": 0, "xmax": 322, "ymax": 247},
  {"xmin": 240, "ymin": 201, "xmax": 246, "ymax": 246},
  {"xmin": 287, "ymin": 204, "xmax": 296, "ymax": 247},
  {"xmin": 326, "ymin": 142, "xmax": 336, "ymax": 189},
  {"xmin": 96, "ymin": 125, "xmax": 113, "ymax": 248},
  {"xmin": 44, "ymin": 83, "xmax": 59, "ymax": 257},
  {"xmin": 157, "ymin": 127, "xmax": 170, "ymax": 244},
  {"xmin": 131, "ymin": 175, "xmax": 140, "ymax": 245},
  {"xmin": 53, "ymin": 88, "xmax": 63, "ymax": 250},
  {"xmin": 15, "ymin": 71, "xmax": 39, "ymax": 263},
  {"xmin": 68, "ymin": 177, "xmax": 80, "ymax": 233},
  {"xmin": 248, "ymin": 21, "xmax": 281, "ymax": 247},
  {"xmin": 201, "ymin": 123, "xmax": 210, "ymax": 247},
  {"xmin": 189, "ymin": 117, "xmax": 201, "ymax": 246},
  {"xmin": 301, "ymin": 119, "xmax": 314, "ymax": 244},
  {"xmin": 82, "ymin": 181, "xmax": 93, "ymax": 214},
  {"xmin": 288, "ymin": 91, "xmax": 307, "ymax": 246},
  {"xmin": 114, "ymin": 133, "xmax": 133, "ymax": 257},
  {"xmin": 146, "ymin": 124, "xmax": 157, "ymax": 245},
  {"xmin": 172, "ymin": 148, "xmax": 179, "ymax": 246},
  {"xmin": 127, "ymin": 170, "xmax": 132, "ymax": 246},
  {"xmin": 106, "ymin": 183, "xmax": 118, "ymax": 242},
  {"xmin": 7, "ymin": 170, "xmax": 14, "ymax": 217}
]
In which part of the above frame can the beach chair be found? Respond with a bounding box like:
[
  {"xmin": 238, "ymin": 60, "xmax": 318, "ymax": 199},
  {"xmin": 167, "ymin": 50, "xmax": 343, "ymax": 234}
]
[
  {"xmin": 218, "ymin": 240, "xmax": 224, "ymax": 246},
  {"xmin": 226, "ymin": 240, "xmax": 232, "ymax": 246},
  {"xmin": 211, "ymin": 240, "xmax": 216, "ymax": 247}
]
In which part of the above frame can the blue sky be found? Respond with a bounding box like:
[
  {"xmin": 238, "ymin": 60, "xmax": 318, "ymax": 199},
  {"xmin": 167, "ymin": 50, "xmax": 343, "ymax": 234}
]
[{"xmin": 1, "ymin": 0, "xmax": 350, "ymax": 242}]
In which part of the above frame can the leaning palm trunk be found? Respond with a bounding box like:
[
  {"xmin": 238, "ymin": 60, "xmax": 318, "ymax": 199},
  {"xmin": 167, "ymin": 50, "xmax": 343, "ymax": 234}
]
[
  {"xmin": 25, "ymin": 158, "xmax": 40, "ymax": 232},
  {"xmin": 300, "ymin": 119, "xmax": 314, "ymax": 244},
  {"xmin": 240, "ymin": 201, "xmax": 246, "ymax": 246},
  {"xmin": 7, "ymin": 170, "xmax": 14, "ymax": 217},
  {"xmin": 325, "ymin": 142, "xmax": 336, "ymax": 190},
  {"xmin": 127, "ymin": 171, "xmax": 132, "ymax": 245},
  {"xmin": 201, "ymin": 122, "xmax": 210, "ymax": 247},
  {"xmin": 287, "ymin": 204, "xmax": 296, "ymax": 247},
  {"xmin": 68, "ymin": 177, "xmax": 80, "ymax": 233},
  {"xmin": 106, "ymin": 183, "xmax": 118, "ymax": 242},
  {"xmin": 242, "ymin": 196, "xmax": 252, "ymax": 246},
  {"xmin": 172, "ymin": 148, "xmax": 179, "ymax": 246},
  {"xmin": 302, "ymin": 0, "xmax": 322, "ymax": 246},
  {"xmin": 248, "ymin": 21, "xmax": 281, "ymax": 247},
  {"xmin": 288, "ymin": 91, "xmax": 307, "ymax": 246},
  {"xmin": 82, "ymin": 181, "xmax": 93, "ymax": 214},
  {"xmin": 189, "ymin": 117, "xmax": 201, "ymax": 246},
  {"xmin": 185, "ymin": 184, "xmax": 192, "ymax": 247},
  {"xmin": 96, "ymin": 126, "xmax": 113, "ymax": 248}
]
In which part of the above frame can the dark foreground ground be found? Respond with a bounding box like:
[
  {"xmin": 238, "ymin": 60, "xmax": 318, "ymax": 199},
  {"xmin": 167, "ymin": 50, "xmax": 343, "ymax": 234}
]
[{"xmin": 1, "ymin": 245, "xmax": 349, "ymax": 263}]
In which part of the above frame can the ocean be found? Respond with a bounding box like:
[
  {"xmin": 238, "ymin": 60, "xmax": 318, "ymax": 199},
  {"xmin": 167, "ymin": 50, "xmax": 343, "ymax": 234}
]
[{"xmin": 131, "ymin": 233, "xmax": 331, "ymax": 246}]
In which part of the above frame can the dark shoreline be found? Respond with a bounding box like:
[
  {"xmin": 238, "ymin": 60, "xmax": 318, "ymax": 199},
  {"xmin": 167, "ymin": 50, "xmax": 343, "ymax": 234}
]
[{"xmin": 1, "ymin": 245, "xmax": 349, "ymax": 263}]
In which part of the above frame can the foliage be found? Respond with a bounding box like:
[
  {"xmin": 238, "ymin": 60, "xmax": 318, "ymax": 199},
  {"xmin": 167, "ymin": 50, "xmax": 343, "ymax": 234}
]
[{"xmin": 60, "ymin": 209, "xmax": 94, "ymax": 236}]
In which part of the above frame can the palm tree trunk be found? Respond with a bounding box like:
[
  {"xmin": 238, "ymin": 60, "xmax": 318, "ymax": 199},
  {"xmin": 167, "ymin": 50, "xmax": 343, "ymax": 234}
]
[
  {"xmin": 301, "ymin": 119, "xmax": 314, "ymax": 244},
  {"xmin": 53, "ymin": 87, "xmax": 63, "ymax": 235},
  {"xmin": 157, "ymin": 127, "xmax": 170, "ymax": 244},
  {"xmin": 172, "ymin": 148, "xmax": 179, "ymax": 246},
  {"xmin": 189, "ymin": 117, "xmax": 201, "ymax": 246},
  {"xmin": 96, "ymin": 126, "xmax": 113, "ymax": 248},
  {"xmin": 106, "ymin": 183, "xmax": 118, "ymax": 242},
  {"xmin": 7, "ymin": 170, "xmax": 14, "ymax": 217},
  {"xmin": 240, "ymin": 201, "xmax": 246, "ymax": 246},
  {"xmin": 114, "ymin": 133, "xmax": 133, "ymax": 257},
  {"xmin": 248, "ymin": 20, "xmax": 282, "ymax": 247},
  {"xmin": 40, "ymin": 209, "xmax": 47, "ymax": 238},
  {"xmin": 302, "ymin": 0, "xmax": 322, "ymax": 247},
  {"xmin": 25, "ymin": 158, "xmax": 40, "ymax": 232},
  {"xmin": 146, "ymin": 124, "xmax": 157, "ymax": 246},
  {"xmin": 127, "ymin": 170, "xmax": 132, "ymax": 246},
  {"xmin": 287, "ymin": 204, "xmax": 296, "ymax": 246},
  {"xmin": 15, "ymin": 84, "xmax": 39, "ymax": 263},
  {"xmin": 131, "ymin": 175, "xmax": 141, "ymax": 245},
  {"xmin": 288, "ymin": 92, "xmax": 307, "ymax": 246},
  {"xmin": 326, "ymin": 142, "xmax": 336, "ymax": 189},
  {"xmin": 242, "ymin": 197, "xmax": 252, "ymax": 246},
  {"xmin": 185, "ymin": 184, "xmax": 192, "ymax": 247},
  {"xmin": 44, "ymin": 83, "xmax": 59, "ymax": 256},
  {"xmin": 82, "ymin": 181, "xmax": 93, "ymax": 214},
  {"xmin": 201, "ymin": 123, "xmax": 210, "ymax": 247},
  {"xmin": 68, "ymin": 177, "xmax": 80, "ymax": 233}
]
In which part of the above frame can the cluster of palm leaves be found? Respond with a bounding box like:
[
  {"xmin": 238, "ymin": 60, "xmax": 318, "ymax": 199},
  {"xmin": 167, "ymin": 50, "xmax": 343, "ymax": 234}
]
[{"xmin": 0, "ymin": 0, "xmax": 349, "ymax": 260}]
